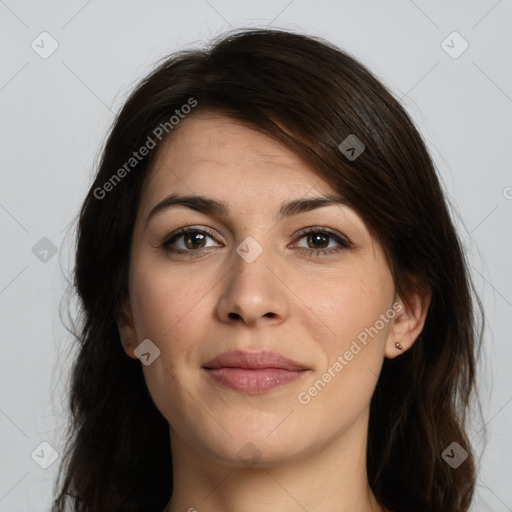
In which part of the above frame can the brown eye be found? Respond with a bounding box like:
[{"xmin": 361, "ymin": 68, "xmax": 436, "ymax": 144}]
[
  {"xmin": 294, "ymin": 227, "xmax": 351, "ymax": 257},
  {"xmin": 306, "ymin": 232, "xmax": 330, "ymax": 249},
  {"xmin": 183, "ymin": 231, "xmax": 206, "ymax": 249},
  {"xmin": 162, "ymin": 227, "xmax": 220, "ymax": 254}
]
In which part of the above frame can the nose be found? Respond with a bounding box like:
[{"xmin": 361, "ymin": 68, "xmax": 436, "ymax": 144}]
[{"xmin": 215, "ymin": 241, "xmax": 290, "ymax": 327}]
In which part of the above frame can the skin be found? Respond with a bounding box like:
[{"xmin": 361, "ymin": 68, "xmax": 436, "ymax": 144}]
[{"xmin": 118, "ymin": 112, "xmax": 431, "ymax": 512}]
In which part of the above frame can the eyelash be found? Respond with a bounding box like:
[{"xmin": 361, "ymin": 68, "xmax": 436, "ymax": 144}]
[{"xmin": 160, "ymin": 225, "xmax": 352, "ymax": 257}]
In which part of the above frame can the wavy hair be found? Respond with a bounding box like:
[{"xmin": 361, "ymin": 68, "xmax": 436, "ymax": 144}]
[{"xmin": 52, "ymin": 28, "xmax": 484, "ymax": 512}]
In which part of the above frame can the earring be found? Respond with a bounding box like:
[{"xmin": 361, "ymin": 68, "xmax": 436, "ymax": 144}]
[{"xmin": 395, "ymin": 342, "xmax": 403, "ymax": 351}]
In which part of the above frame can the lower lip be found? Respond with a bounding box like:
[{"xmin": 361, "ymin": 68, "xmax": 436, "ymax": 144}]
[{"xmin": 204, "ymin": 368, "xmax": 307, "ymax": 394}]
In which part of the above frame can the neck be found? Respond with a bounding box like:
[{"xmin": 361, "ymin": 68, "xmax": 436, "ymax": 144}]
[{"xmin": 164, "ymin": 409, "xmax": 385, "ymax": 512}]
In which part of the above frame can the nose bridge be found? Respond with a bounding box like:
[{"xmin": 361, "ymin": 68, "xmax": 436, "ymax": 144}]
[
  {"xmin": 217, "ymin": 233, "xmax": 288, "ymax": 324},
  {"xmin": 230, "ymin": 234, "xmax": 273, "ymax": 296}
]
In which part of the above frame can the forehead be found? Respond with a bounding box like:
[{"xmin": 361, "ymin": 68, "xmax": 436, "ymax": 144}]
[{"xmin": 142, "ymin": 112, "xmax": 333, "ymax": 202}]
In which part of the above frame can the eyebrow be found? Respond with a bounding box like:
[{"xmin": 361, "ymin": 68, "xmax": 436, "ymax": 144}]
[{"xmin": 145, "ymin": 193, "xmax": 348, "ymax": 226}]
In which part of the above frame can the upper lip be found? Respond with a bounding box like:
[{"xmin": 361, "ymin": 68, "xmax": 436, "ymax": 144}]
[{"xmin": 202, "ymin": 350, "xmax": 309, "ymax": 371}]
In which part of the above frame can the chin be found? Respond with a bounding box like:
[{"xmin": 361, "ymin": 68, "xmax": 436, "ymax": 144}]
[{"xmin": 197, "ymin": 419, "xmax": 308, "ymax": 469}]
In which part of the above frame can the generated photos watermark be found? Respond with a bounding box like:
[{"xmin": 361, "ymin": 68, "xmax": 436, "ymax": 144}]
[
  {"xmin": 297, "ymin": 301, "xmax": 403, "ymax": 405},
  {"xmin": 93, "ymin": 97, "xmax": 198, "ymax": 200}
]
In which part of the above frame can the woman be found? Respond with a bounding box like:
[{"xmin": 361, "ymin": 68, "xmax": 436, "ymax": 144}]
[{"xmin": 52, "ymin": 28, "xmax": 483, "ymax": 512}]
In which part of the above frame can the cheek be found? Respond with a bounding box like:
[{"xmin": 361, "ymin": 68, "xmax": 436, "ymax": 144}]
[
  {"xmin": 297, "ymin": 283, "xmax": 392, "ymax": 421},
  {"xmin": 301, "ymin": 268, "xmax": 392, "ymax": 339},
  {"xmin": 130, "ymin": 268, "xmax": 208, "ymax": 419},
  {"xmin": 130, "ymin": 266, "xmax": 204, "ymax": 346},
  {"xmin": 298, "ymin": 268, "xmax": 395, "ymax": 393}
]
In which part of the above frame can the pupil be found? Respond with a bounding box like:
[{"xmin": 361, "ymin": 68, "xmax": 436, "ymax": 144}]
[
  {"xmin": 185, "ymin": 232, "xmax": 205, "ymax": 249},
  {"xmin": 310, "ymin": 233, "xmax": 328, "ymax": 248}
]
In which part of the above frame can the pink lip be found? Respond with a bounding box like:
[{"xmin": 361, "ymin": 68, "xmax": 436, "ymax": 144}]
[{"xmin": 202, "ymin": 350, "xmax": 309, "ymax": 394}]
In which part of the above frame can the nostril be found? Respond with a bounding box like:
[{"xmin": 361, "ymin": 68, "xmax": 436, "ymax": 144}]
[{"xmin": 227, "ymin": 312, "xmax": 275, "ymax": 319}]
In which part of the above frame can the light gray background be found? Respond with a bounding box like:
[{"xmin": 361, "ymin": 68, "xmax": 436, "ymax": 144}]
[{"xmin": 1, "ymin": 1, "xmax": 511, "ymax": 510}]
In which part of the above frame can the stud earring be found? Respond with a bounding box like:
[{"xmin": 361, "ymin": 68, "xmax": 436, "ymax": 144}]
[{"xmin": 395, "ymin": 342, "xmax": 403, "ymax": 351}]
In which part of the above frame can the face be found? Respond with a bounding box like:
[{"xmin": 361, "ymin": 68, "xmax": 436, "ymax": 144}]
[{"xmin": 121, "ymin": 112, "xmax": 403, "ymax": 467}]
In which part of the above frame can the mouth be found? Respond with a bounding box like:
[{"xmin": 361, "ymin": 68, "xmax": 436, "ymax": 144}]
[{"xmin": 202, "ymin": 350, "xmax": 310, "ymax": 394}]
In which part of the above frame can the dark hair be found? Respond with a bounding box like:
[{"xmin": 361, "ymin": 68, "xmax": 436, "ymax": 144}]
[{"xmin": 53, "ymin": 27, "xmax": 484, "ymax": 512}]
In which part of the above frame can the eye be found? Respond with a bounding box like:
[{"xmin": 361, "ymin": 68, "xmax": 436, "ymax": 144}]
[
  {"xmin": 161, "ymin": 226, "xmax": 221, "ymax": 254},
  {"xmin": 292, "ymin": 227, "xmax": 352, "ymax": 257},
  {"xmin": 160, "ymin": 225, "xmax": 352, "ymax": 257}
]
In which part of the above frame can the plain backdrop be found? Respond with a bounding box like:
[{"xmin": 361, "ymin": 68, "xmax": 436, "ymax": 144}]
[{"xmin": 0, "ymin": 1, "xmax": 511, "ymax": 510}]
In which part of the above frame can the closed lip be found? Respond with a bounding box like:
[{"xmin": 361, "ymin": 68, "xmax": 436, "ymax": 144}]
[
  {"xmin": 202, "ymin": 350, "xmax": 310, "ymax": 394},
  {"xmin": 202, "ymin": 350, "xmax": 309, "ymax": 371}
]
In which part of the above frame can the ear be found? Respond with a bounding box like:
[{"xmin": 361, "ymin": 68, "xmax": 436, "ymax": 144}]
[
  {"xmin": 385, "ymin": 281, "xmax": 431, "ymax": 359},
  {"xmin": 117, "ymin": 299, "xmax": 138, "ymax": 360}
]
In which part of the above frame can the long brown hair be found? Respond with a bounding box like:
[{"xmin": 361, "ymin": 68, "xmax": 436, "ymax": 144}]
[{"xmin": 52, "ymin": 27, "xmax": 484, "ymax": 512}]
